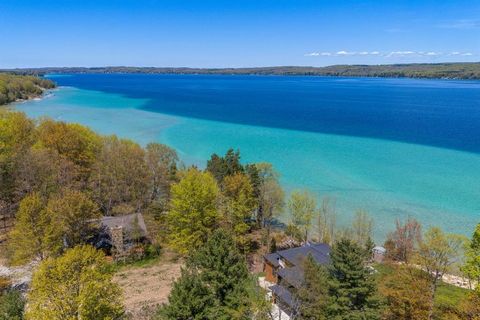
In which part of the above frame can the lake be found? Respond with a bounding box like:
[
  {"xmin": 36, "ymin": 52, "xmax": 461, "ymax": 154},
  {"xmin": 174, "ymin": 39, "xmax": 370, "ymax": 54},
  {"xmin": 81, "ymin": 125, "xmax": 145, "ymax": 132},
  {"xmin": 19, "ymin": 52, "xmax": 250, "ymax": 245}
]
[{"xmin": 15, "ymin": 74, "xmax": 480, "ymax": 239}]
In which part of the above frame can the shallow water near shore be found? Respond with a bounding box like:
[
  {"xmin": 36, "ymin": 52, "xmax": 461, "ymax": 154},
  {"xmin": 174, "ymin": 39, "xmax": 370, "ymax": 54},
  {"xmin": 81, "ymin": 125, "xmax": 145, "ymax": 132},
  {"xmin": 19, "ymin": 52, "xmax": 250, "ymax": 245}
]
[{"xmin": 14, "ymin": 74, "xmax": 480, "ymax": 240}]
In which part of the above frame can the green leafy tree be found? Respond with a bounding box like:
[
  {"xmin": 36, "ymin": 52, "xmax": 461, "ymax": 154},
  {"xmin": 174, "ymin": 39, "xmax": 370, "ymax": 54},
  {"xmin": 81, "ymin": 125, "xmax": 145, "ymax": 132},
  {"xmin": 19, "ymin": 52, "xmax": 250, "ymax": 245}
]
[
  {"xmin": 317, "ymin": 197, "xmax": 337, "ymax": 244},
  {"xmin": 327, "ymin": 238, "xmax": 381, "ymax": 320},
  {"xmin": 166, "ymin": 168, "xmax": 219, "ymax": 254},
  {"xmin": 255, "ymin": 163, "xmax": 284, "ymax": 249},
  {"xmin": 13, "ymin": 148, "xmax": 78, "ymax": 201},
  {"xmin": 462, "ymin": 223, "xmax": 480, "ymax": 288},
  {"xmin": 89, "ymin": 136, "xmax": 150, "ymax": 215},
  {"xmin": 158, "ymin": 230, "xmax": 251, "ymax": 319},
  {"xmin": 0, "ymin": 289, "xmax": 25, "ymax": 320},
  {"xmin": 8, "ymin": 193, "xmax": 62, "ymax": 265},
  {"xmin": 46, "ymin": 189, "xmax": 100, "ymax": 248},
  {"xmin": 145, "ymin": 142, "xmax": 178, "ymax": 201},
  {"xmin": 0, "ymin": 111, "xmax": 35, "ymax": 202},
  {"xmin": 379, "ymin": 264, "xmax": 431, "ymax": 320},
  {"xmin": 26, "ymin": 245, "xmax": 124, "ymax": 320},
  {"xmin": 416, "ymin": 227, "xmax": 466, "ymax": 320},
  {"xmin": 287, "ymin": 190, "xmax": 317, "ymax": 242},
  {"xmin": 351, "ymin": 210, "xmax": 374, "ymax": 246},
  {"xmin": 35, "ymin": 119, "xmax": 101, "ymax": 179},
  {"xmin": 220, "ymin": 173, "xmax": 256, "ymax": 252}
]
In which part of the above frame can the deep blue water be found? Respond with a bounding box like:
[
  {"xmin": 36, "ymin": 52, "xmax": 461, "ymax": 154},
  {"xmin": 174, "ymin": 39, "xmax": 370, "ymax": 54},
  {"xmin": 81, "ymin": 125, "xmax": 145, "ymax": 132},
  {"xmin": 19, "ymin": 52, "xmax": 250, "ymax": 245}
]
[{"xmin": 53, "ymin": 74, "xmax": 480, "ymax": 154}]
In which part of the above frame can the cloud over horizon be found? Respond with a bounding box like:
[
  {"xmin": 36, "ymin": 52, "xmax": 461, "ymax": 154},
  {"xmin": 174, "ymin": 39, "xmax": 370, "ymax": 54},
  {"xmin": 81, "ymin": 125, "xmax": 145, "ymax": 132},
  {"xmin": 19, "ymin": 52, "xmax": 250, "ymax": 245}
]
[{"xmin": 304, "ymin": 50, "xmax": 475, "ymax": 58}]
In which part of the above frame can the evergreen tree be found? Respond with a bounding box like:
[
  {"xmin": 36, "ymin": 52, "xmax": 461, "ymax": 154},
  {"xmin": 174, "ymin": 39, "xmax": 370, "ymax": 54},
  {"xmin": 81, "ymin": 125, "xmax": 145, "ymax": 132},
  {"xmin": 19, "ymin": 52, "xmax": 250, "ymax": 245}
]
[
  {"xmin": 295, "ymin": 254, "xmax": 329, "ymax": 320},
  {"xmin": 206, "ymin": 148, "xmax": 244, "ymax": 182},
  {"xmin": 159, "ymin": 229, "xmax": 251, "ymax": 320},
  {"xmin": 327, "ymin": 238, "xmax": 381, "ymax": 320},
  {"xmin": 0, "ymin": 289, "xmax": 25, "ymax": 320}
]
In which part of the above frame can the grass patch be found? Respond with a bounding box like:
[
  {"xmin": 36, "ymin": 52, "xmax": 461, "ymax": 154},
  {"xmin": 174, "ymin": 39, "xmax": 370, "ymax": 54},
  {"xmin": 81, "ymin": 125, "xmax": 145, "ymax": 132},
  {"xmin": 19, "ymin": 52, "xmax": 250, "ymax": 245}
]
[{"xmin": 112, "ymin": 255, "xmax": 162, "ymax": 272}]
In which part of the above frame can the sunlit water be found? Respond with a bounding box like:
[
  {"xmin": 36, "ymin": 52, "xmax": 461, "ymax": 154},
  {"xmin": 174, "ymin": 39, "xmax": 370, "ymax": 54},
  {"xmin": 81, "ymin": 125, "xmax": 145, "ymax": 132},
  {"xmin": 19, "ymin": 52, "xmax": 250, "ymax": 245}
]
[{"xmin": 14, "ymin": 74, "xmax": 480, "ymax": 239}]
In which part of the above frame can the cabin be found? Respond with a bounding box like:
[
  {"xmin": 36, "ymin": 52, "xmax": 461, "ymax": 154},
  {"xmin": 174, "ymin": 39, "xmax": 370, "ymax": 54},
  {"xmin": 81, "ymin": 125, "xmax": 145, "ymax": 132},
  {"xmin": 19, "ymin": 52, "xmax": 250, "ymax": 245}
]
[
  {"xmin": 263, "ymin": 243, "xmax": 331, "ymax": 317},
  {"xmin": 95, "ymin": 212, "xmax": 149, "ymax": 260}
]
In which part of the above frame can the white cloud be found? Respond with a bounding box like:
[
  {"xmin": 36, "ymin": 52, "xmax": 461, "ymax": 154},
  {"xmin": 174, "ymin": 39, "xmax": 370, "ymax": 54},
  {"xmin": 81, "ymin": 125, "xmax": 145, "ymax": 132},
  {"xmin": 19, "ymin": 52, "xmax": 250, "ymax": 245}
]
[
  {"xmin": 304, "ymin": 50, "xmax": 474, "ymax": 58},
  {"xmin": 386, "ymin": 51, "xmax": 416, "ymax": 57}
]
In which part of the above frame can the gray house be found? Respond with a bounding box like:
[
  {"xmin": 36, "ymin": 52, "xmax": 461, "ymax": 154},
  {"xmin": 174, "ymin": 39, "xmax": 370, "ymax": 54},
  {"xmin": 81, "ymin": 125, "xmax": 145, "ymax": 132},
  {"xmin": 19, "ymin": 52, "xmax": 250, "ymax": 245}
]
[
  {"xmin": 263, "ymin": 243, "xmax": 331, "ymax": 315},
  {"xmin": 96, "ymin": 213, "xmax": 149, "ymax": 258}
]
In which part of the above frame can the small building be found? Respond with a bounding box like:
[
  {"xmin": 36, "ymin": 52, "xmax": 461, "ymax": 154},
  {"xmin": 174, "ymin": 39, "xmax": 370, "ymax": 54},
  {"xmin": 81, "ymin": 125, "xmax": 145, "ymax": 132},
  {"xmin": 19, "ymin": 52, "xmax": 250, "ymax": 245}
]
[
  {"xmin": 96, "ymin": 213, "xmax": 149, "ymax": 259},
  {"xmin": 372, "ymin": 246, "xmax": 386, "ymax": 262},
  {"xmin": 263, "ymin": 243, "xmax": 331, "ymax": 317}
]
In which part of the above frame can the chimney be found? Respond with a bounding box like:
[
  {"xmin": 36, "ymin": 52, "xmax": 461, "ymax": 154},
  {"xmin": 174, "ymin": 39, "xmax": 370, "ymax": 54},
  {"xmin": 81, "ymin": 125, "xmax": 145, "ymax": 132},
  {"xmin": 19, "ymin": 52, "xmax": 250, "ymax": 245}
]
[{"xmin": 110, "ymin": 226, "xmax": 124, "ymax": 255}]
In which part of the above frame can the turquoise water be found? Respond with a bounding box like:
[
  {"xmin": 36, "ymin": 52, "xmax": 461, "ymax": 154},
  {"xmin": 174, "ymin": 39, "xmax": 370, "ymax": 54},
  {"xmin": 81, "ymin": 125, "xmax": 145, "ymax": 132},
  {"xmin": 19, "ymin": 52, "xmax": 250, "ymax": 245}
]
[{"xmin": 14, "ymin": 77, "xmax": 480, "ymax": 239}]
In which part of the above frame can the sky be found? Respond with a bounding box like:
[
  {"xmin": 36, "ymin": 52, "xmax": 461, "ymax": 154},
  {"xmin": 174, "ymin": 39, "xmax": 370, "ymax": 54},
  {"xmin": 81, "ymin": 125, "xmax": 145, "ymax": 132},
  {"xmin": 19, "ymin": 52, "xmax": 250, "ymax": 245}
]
[{"xmin": 0, "ymin": 0, "xmax": 479, "ymax": 68}]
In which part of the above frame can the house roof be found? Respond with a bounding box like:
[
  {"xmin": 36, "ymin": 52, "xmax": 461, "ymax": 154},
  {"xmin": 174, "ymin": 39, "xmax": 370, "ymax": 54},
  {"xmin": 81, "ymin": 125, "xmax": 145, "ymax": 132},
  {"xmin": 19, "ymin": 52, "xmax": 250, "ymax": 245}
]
[
  {"xmin": 264, "ymin": 242, "xmax": 331, "ymax": 268},
  {"xmin": 100, "ymin": 213, "xmax": 148, "ymax": 238},
  {"xmin": 277, "ymin": 265, "xmax": 304, "ymax": 288},
  {"xmin": 373, "ymin": 246, "xmax": 386, "ymax": 254},
  {"xmin": 270, "ymin": 284, "xmax": 294, "ymax": 309}
]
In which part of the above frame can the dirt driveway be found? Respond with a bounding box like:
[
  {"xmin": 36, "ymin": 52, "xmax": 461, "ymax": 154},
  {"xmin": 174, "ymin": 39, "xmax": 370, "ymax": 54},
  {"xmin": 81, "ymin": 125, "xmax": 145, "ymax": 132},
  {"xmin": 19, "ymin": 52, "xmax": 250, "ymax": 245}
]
[{"xmin": 113, "ymin": 253, "xmax": 182, "ymax": 319}]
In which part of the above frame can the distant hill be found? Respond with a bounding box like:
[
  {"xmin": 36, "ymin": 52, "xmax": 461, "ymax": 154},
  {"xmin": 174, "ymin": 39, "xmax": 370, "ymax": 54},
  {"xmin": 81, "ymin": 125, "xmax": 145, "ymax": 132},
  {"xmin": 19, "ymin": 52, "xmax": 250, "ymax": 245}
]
[{"xmin": 3, "ymin": 62, "xmax": 480, "ymax": 79}]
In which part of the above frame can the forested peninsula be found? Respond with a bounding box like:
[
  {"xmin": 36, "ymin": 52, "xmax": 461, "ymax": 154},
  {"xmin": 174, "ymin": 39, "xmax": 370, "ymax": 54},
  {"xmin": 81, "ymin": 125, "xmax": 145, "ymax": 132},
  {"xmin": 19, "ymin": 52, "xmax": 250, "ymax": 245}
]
[
  {"xmin": 0, "ymin": 73, "xmax": 55, "ymax": 105},
  {"xmin": 4, "ymin": 62, "xmax": 480, "ymax": 79}
]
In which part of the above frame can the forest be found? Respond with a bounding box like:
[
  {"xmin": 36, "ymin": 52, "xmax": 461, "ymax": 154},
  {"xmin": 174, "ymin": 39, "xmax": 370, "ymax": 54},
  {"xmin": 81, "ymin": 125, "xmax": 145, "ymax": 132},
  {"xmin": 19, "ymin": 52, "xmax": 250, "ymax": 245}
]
[
  {"xmin": 0, "ymin": 74, "xmax": 55, "ymax": 105},
  {"xmin": 0, "ymin": 75, "xmax": 479, "ymax": 320},
  {"xmin": 4, "ymin": 62, "xmax": 480, "ymax": 80}
]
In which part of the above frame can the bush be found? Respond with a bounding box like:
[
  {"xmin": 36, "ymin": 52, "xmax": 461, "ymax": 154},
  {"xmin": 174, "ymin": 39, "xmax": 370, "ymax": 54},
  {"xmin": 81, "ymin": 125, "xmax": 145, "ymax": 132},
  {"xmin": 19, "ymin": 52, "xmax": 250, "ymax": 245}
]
[{"xmin": 0, "ymin": 289, "xmax": 25, "ymax": 320}]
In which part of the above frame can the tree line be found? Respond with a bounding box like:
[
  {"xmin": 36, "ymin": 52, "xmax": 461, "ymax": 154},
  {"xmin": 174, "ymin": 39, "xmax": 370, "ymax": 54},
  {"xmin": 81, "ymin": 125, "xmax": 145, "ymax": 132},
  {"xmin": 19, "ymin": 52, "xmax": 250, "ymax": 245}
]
[{"xmin": 5, "ymin": 62, "xmax": 480, "ymax": 80}]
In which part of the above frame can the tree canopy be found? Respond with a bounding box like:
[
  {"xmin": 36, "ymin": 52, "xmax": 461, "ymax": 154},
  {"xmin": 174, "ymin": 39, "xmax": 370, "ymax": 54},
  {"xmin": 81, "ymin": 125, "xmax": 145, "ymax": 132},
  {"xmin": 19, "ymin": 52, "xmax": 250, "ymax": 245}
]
[{"xmin": 26, "ymin": 245, "xmax": 124, "ymax": 320}]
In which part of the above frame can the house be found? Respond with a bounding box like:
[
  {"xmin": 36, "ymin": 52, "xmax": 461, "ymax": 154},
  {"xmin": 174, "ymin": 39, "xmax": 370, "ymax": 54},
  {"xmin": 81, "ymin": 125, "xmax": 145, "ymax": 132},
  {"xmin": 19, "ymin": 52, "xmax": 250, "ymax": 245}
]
[
  {"xmin": 263, "ymin": 243, "xmax": 331, "ymax": 317},
  {"xmin": 95, "ymin": 212, "xmax": 149, "ymax": 259}
]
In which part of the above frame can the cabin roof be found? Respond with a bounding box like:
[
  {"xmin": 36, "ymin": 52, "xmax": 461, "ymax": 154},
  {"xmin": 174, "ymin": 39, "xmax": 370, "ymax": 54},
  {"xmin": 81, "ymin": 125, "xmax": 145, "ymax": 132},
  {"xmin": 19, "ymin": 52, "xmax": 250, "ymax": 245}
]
[
  {"xmin": 264, "ymin": 242, "xmax": 330, "ymax": 268},
  {"xmin": 100, "ymin": 213, "xmax": 148, "ymax": 238}
]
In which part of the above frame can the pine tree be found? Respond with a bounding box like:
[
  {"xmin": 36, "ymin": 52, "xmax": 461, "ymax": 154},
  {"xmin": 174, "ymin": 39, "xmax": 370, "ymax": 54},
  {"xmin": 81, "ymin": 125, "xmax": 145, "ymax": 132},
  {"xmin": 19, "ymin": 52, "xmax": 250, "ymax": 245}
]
[
  {"xmin": 158, "ymin": 229, "xmax": 251, "ymax": 320},
  {"xmin": 327, "ymin": 238, "xmax": 381, "ymax": 320},
  {"xmin": 295, "ymin": 254, "xmax": 329, "ymax": 320}
]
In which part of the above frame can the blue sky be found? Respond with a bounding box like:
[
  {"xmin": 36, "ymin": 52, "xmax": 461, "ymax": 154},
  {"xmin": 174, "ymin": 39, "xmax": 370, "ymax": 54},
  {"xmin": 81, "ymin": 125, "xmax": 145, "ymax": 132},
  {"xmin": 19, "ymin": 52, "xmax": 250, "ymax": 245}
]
[{"xmin": 0, "ymin": 0, "xmax": 479, "ymax": 68}]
